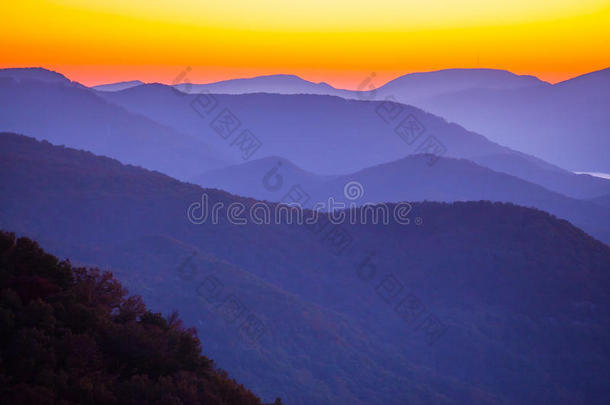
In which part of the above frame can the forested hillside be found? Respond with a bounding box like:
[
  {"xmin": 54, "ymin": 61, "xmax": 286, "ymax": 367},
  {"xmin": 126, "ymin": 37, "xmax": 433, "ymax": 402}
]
[{"xmin": 0, "ymin": 231, "xmax": 279, "ymax": 405}]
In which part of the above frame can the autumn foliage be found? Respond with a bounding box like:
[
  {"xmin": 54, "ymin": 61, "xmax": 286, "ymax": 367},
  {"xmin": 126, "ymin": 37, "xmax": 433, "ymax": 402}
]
[{"xmin": 0, "ymin": 231, "xmax": 278, "ymax": 405}]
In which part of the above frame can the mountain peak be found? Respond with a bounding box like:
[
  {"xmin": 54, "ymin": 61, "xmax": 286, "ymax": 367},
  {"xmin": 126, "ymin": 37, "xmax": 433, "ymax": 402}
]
[
  {"xmin": 379, "ymin": 68, "xmax": 548, "ymax": 97},
  {"xmin": 0, "ymin": 67, "xmax": 71, "ymax": 84},
  {"xmin": 555, "ymin": 67, "xmax": 610, "ymax": 88},
  {"xmin": 172, "ymin": 73, "xmax": 340, "ymax": 96}
]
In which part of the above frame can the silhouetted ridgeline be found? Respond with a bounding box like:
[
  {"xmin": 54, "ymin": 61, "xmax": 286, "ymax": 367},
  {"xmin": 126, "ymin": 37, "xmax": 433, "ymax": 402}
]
[
  {"xmin": 192, "ymin": 154, "xmax": 610, "ymax": 244},
  {"xmin": 0, "ymin": 231, "xmax": 281, "ymax": 405},
  {"xmin": 0, "ymin": 74, "xmax": 227, "ymax": 180}
]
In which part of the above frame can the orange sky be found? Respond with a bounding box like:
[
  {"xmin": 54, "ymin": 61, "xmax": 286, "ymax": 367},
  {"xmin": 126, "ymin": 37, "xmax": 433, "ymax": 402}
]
[{"xmin": 1, "ymin": 0, "xmax": 609, "ymax": 88}]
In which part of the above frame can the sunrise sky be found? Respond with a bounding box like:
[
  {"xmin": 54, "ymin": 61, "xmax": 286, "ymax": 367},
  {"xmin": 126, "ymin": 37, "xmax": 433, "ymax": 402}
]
[{"xmin": 2, "ymin": 0, "xmax": 609, "ymax": 88}]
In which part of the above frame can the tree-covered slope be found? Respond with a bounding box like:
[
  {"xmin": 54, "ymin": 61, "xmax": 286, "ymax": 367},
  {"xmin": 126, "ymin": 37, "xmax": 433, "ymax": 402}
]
[{"xmin": 0, "ymin": 231, "xmax": 277, "ymax": 405}]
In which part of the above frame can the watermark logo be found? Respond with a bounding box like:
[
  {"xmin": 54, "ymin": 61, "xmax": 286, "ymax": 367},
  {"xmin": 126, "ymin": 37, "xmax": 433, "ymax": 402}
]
[
  {"xmin": 171, "ymin": 66, "xmax": 192, "ymax": 95},
  {"xmin": 186, "ymin": 189, "xmax": 416, "ymax": 226},
  {"xmin": 262, "ymin": 161, "xmax": 284, "ymax": 192},
  {"xmin": 356, "ymin": 72, "xmax": 378, "ymax": 101},
  {"xmin": 344, "ymin": 181, "xmax": 365, "ymax": 201}
]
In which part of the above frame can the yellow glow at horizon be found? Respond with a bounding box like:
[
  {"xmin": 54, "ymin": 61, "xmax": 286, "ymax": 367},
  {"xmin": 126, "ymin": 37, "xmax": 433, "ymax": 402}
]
[{"xmin": 1, "ymin": 0, "xmax": 609, "ymax": 88}]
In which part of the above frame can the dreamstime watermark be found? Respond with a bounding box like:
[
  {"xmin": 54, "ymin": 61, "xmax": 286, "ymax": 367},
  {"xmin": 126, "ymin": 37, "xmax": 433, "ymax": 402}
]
[
  {"xmin": 187, "ymin": 182, "xmax": 414, "ymax": 226},
  {"xmin": 344, "ymin": 181, "xmax": 365, "ymax": 200},
  {"xmin": 258, "ymin": 162, "xmax": 358, "ymax": 255}
]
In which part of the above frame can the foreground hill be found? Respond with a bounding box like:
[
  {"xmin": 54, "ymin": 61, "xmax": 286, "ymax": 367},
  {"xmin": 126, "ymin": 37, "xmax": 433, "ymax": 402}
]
[
  {"xmin": 1, "ymin": 132, "xmax": 610, "ymax": 404},
  {"xmin": 0, "ymin": 231, "xmax": 274, "ymax": 405}
]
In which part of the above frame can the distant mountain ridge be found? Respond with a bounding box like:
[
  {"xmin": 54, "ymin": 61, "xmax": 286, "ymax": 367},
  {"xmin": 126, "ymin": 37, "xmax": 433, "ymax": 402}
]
[
  {"xmin": 372, "ymin": 68, "xmax": 549, "ymax": 103},
  {"xmin": 0, "ymin": 67, "xmax": 72, "ymax": 84},
  {"xmin": 96, "ymin": 79, "xmax": 610, "ymax": 199},
  {"xmin": 93, "ymin": 68, "xmax": 549, "ymax": 100},
  {"xmin": 7, "ymin": 66, "xmax": 608, "ymax": 176},
  {"xmin": 168, "ymin": 67, "xmax": 610, "ymax": 174},
  {"xmin": 192, "ymin": 155, "xmax": 338, "ymax": 198},
  {"xmin": 398, "ymin": 67, "xmax": 610, "ymax": 172},
  {"xmin": 0, "ymin": 72, "xmax": 228, "ymax": 180},
  {"xmin": 194, "ymin": 153, "xmax": 610, "ymax": 244},
  {"xmin": 3, "ymin": 66, "xmax": 610, "ymax": 198},
  {"xmin": 469, "ymin": 153, "xmax": 610, "ymax": 199},
  {"xmin": 170, "ymin": 68, "xmax": 547, "ymax": 99},
  {"xmin": 106, "ymin": 66, "xmax": 610, "ymax": 173},
  {"xmin": 174, "ymin": 74, "xmax": 351, "ymax": 97},
  {"xmin": 93, "ymin": 80, "xmax": 144, "ymax": 92},
  {"xmin": 97, "ymin": 82, "xmax": 542, "ymax": 174}
]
